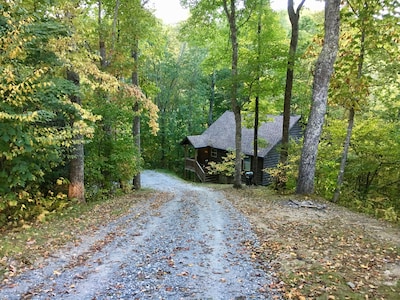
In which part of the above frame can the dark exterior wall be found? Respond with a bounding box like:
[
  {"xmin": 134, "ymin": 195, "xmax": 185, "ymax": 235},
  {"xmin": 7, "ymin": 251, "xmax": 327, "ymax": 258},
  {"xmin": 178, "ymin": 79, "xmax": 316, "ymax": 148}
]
[
  {"xmin": 207, "ymin": 148, "xmax": 227, "ymax": 164},
  {"xmin": 261, "ymin": 121, "xmax": 303, "ymax": 186},
  {"xmin": 197, "ymin": 147, "xmax": 210, "ymax": 167},
  {"xmin": 262, "ymin": 145, "xmax": 280, "ymax": 185},
  {"xmin": 289, "ymin": 122, "xmax": 303, "ymax": 141},
  {"xmin": 255, "ymin": 157, "xmax": 264, "ymax": 184},
  {"xmin": 241, "ymin": 156, "xmax": 264, "ymax": 185},
  {"xmin": 198, "ymin": 147, "xmax": 226, "ymax": 167}
]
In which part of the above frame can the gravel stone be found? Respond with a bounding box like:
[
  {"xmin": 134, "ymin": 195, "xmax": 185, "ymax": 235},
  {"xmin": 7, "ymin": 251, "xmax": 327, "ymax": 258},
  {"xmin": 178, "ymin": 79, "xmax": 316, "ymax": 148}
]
[{"xmin": 0, "ymin": 170, "xmax": 281, "ymax": 299}]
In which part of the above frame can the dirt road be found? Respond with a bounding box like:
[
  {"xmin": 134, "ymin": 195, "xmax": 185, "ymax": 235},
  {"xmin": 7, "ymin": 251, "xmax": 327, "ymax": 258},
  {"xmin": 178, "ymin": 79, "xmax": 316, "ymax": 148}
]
[{"xmin": 0, "ymin": 170, "xmax": 279, "ymax": 299}]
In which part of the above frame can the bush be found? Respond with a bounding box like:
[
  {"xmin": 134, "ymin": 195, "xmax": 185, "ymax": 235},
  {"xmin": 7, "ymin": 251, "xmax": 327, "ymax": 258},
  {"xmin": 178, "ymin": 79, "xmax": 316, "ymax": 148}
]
[
  {"xmin": 0, "ymin": 182, "xmax": 70, "ymax": 228},
  {"xmin": 206, "ymin": 151, "xmax": 237, "ymax": 177}
]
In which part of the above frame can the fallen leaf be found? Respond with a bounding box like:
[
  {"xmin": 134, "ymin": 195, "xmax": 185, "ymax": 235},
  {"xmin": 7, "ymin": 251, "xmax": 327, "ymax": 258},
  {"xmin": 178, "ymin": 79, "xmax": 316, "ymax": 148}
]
[{"xmin": 347, "ymin": 282, "xmax": 355, "ymax": 289}]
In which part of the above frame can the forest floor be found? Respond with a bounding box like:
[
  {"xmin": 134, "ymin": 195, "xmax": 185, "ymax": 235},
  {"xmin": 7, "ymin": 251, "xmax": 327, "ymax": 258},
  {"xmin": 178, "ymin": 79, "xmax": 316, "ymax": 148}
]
[
  {"xmin": 220, "ymin": 186, "xmax": 400, "ymax": 299},
  {"xmin": 0, "ymin": 170, "xmax": 399, "ymax": 299}
]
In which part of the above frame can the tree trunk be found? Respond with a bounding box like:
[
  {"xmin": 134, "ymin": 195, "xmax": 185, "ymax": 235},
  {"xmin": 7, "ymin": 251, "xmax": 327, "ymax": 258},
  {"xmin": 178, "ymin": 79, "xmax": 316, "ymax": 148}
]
[
  {"xmin": 132, "ymin": 39, "xmax": 141, "ymax": 190},
  {"xmin": 160, "ymin": 109, "xmax": 166, "ymax": 167},
  {"xmin": 253, "ymin": 95, "xmax": 259, "ymax": 185},
  {"xmin": 333, "ymin": 107, "xmax": 355, "ymax": 202},
  {"xmin": 280, "ymin": 0, "xmax": 305, "ymax": 167},
  {"xmin": 296, "ymin": 0, "xmax": 340, "ymax": 195},
  {"xmin": 223, "ymin": 0, "xmax": 242, "ymax": 188},
  {"xmin": 208, "ymin": 71, "xmax": 215, "ymax": 126},
  {"xmin": 98, "ymin": 0, "xmax": 107, "ymax": 68},
  {"xmin": 111, "ymin": 0, "xmax": 120, "ymax": 51},
  {"xmin": 67, "ymin": 69, "xmax": 85, "ymax": 203},
  {"xmin": 333, "ymin": 25, "xmax": 366, "ymax": 202},
  {"xmin": 252, "ymin": 2, "xmax": 263, "ymax": 186}
]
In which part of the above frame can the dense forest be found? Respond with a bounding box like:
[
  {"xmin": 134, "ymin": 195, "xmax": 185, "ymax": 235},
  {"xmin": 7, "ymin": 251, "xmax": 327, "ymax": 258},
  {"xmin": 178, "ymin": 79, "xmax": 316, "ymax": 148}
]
[{"xmin": 0, "ymin": 0, "xmax": 399, "ymax": 227}]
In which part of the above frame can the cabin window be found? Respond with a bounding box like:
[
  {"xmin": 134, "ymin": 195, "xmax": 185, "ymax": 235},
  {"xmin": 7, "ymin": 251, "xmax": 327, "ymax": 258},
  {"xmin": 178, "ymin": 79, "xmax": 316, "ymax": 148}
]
[
  {"xmin": 243, "ymin": 156, "xmax": 251, "ymax": 171},
  {"xmin": 211, "ymin": 148, "xmax": 217, "ymax": 158}
]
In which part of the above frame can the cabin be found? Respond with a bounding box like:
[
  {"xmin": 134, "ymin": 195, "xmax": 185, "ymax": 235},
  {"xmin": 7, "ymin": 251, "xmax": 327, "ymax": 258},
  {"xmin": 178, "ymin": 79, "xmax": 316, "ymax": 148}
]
[{"xmin": 181, "ymin": 111, "xmax": 302, "ymax": 185}]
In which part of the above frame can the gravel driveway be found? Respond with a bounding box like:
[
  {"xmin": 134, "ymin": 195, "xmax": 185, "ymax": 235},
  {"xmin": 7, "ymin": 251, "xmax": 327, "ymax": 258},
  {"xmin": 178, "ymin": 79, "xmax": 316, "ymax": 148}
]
[{"xmin": 0, "ymin": 170, "xmax": 279, "ymax": 299}]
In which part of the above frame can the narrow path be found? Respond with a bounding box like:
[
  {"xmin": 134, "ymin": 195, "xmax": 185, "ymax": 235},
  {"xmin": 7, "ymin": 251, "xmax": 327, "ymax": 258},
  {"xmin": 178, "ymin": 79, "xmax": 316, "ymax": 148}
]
[{"xmin": 0, "ymin": 170, "xmax": 279, "ymax": 299}]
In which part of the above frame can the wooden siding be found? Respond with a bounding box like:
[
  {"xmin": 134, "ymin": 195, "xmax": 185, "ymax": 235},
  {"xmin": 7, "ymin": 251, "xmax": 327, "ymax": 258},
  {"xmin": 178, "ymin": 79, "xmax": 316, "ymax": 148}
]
[
  {"xmin": 262, "ymin": 145, "xmax": 280, "ymax": 185},
  {"xmin": 255, "ymin": 157, "xmax": 264, "ymax": 185},
  {"xmin": 289, "ymin": 122, "xmax": 303, "ymax": 141},
  {"xmin": 261, "ymin": 122, "xmax": 303, "ymax": 186}
]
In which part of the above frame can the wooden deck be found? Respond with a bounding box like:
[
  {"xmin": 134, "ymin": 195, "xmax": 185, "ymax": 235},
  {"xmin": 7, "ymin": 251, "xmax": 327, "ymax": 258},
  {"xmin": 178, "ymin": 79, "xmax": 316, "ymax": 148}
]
[{"xmin": 184, "ymin": 158, "xmax": 218, "ymax": 183}]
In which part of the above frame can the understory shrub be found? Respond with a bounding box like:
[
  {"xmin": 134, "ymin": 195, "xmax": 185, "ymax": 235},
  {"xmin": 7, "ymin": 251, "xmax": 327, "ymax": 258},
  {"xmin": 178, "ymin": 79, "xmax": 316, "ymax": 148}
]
[
  {"xmin": 0, "ymin": 184, "xmax": 71, "ymax": 228},
  {"xmin": 206, "ymin": 151, "xmax": 237, "ymax": 178}
]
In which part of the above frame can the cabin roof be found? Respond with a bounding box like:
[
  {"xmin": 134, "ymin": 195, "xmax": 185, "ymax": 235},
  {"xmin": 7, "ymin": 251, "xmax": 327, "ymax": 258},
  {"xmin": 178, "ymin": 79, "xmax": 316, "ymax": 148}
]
[{"xmin": 181, "ymin": 111, "xmax": 301, "ymax": 158}]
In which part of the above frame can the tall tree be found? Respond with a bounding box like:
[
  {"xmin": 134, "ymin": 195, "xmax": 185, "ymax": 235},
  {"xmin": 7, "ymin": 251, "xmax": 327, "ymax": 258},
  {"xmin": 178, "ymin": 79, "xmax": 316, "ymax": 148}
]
[
  {"xmin": 131, "ymin": 0, "xmax": 153, "ymax": 190},
  {"xmin": 296, "ymin": 0, "xmax": 340, "ymax": 194},
  {"xmin": 251, "ymin": 0, "xmax": 264, "ymax": 186},
  {"xmin": 183, "ymin": 0, "xmax": 286, "ymax": 185},
  {"xmin": 132, "ymin": 38, "xmax": 141, "ymax": 189},
  {"xmin": 279, "ymin": 0, "xmax": 306, "ymax": 170},
  {"xmin": 330, "ymin": 0, "xmax": 399, "ymax": 202},
  {"xmin": 66, "ymin": 69, "xmax": 85, "ymax": 202},
  {"xmin": 180, "ymin": 3, "xmax": 233, "ymax": 125},
  {"xmin": 208, "ymin": 71, "xmax": 216, "ymax": 126},
  {"xmin": 332, "ymin": 1, "xmax": 366, "ymax": 203},
  {"xmin": 91, "ymin": 0, "xmax": 158, "ymax": 190},
  {"xmin": 223, "ymin": 0, "xmax": 242, "ymax": 188}
]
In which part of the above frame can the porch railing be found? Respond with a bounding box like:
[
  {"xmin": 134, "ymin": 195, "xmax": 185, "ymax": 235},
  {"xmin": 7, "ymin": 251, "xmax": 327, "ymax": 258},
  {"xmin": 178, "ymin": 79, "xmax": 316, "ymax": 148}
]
[{"xmin": 184, "ymin": 158, "xmax": 206, "ymax": 182}]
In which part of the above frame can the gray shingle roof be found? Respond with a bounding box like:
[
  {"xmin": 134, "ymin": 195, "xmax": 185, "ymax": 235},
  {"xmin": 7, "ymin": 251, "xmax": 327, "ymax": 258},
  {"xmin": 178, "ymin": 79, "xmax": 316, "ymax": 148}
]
[{"xmin": 183, "ymin": 111, "xmax": 301, "ymax": 158}]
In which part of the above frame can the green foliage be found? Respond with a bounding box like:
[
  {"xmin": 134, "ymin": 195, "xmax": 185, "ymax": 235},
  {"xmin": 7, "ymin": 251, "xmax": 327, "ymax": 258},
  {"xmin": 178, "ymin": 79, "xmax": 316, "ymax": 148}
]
[
  {"xmin": 266, "ymin": 139, "xmax": 302, "ymax": 191},
  {"xmin": 239, "ymin": 2, "xmax": 288, "ymax": 106},
  {"xmin": 0, "ymin": 1, "xmax": 138, "ymax": 224},
  {"xmin": 141, "ymin": 34, "xmax": 211, "ymax": 172},
  {"xmin": 0, "ymin": 179, "xmax": 70, "ymax": 228},
  {"xmin": 0, "ymin": 5, "xmax": 86, "ymax": 195},
  {"xmin": 297, "ymin": 0, "xmax": 400, "ymax": 222},
  {"xmin": 84, "ymin": 92, "xmax": 140, "ymax": 198},
  {"xmin": 312, "ymin": 115, "xmax": 400, "ymax": 223},
  {"xmin": 206, "ymin": 151, "xmax": 238, "ymax": 177}
]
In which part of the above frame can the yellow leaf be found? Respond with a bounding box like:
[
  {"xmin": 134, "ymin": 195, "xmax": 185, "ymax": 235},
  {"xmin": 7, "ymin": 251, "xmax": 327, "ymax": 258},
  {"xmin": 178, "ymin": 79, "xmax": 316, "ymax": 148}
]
[
  {"xmin": 8, "ymin": 200, "xmax": 18, "ymax": 207},
  {"xmin": 37, "ymin": 210, "xmax": 49, "ymax": 222}
]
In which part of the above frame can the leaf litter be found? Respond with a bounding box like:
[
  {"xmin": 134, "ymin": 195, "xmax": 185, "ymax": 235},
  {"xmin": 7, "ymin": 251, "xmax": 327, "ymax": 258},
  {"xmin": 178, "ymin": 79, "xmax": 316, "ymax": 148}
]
[{"xmin": 222, "ymin": 188, "xmax": 400, "ymax": 299}]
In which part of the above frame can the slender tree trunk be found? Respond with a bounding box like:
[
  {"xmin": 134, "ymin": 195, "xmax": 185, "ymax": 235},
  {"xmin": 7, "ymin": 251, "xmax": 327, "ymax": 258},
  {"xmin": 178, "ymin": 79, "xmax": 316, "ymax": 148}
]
[
  {"xmin": 67, "ymin": 69, "xmax": 85, "ymax": 203},
  {"xmin": 296, "ymin": 0, "xmax": 340, "ymax": 195},
  {"xmin": 223, "ymin": 0, "xmax": 242, "ymax": 188},
  {"xmin": 333, "ymin": 27, "xmax": 366, "ymax": 202},
  {"xmin": 208, "ymin": 71, "xmax": 215, "ymax": 126},
  {"xmin": 160, "ymin": 109, "xmax": 166, "ymax": 167},
  {"xmin": 132, "ymin": 39, "xmax": 141, "ymax": 190},
  {"xmin": 253, "ymin": 95, "xmax": 259, "ymax": 185},
  {"xmin": 111, "ymin": 0, "xmax": 120, "ymax": 52},
  {"xmin": 252, "ymin": 1, "xmax": 263, "ymax": 186},
  {"xmin": 333, "ymin": 107, "xmax": 355, "ymax": 202},
  {"xmin": 98, "ymin": 1, "xmax": 107, "ymax": 68},
  {"xmin": 280, "ymin": 0, "xmax": 305, "ymax": 167}
]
